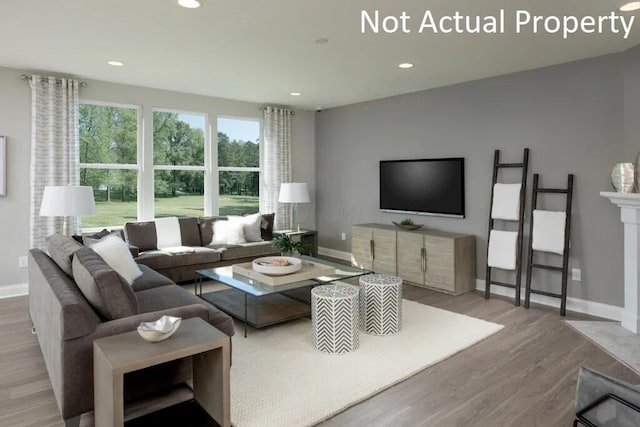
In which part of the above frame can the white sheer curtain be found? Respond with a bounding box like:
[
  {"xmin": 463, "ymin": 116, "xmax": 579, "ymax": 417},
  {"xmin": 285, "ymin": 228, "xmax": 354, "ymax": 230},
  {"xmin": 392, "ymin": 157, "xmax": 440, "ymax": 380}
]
[
  {"xmin": 29, "ymin": 75, "xmax": 80, "ymax": 248},
  {"xmin": 260, "ymin": 106, "xmax": 293, "ymax": 230}
]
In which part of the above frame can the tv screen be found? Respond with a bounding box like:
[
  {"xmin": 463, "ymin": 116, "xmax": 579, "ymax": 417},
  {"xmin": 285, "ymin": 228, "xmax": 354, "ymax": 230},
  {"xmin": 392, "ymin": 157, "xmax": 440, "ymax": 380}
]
[{"xmin": 380, "ymin": 158, "xmax": 465, "ymax": 218}]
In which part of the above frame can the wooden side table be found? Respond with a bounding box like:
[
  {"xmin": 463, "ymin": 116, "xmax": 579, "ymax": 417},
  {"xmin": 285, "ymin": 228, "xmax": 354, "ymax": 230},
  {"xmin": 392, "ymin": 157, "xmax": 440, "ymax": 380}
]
[
  {"xmin": 93, "ymin": 317, "xmax": 230, "ymax": 427},
  {"xmin": 274, "ymin": 229, "xmax": 318, "ymax": 256}
]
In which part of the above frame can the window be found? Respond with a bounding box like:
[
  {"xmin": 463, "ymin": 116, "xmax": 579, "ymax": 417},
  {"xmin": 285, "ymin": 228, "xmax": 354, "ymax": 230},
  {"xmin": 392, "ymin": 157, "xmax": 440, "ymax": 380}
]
[
  {"xmin": 217, "ymin": 117, "xmax": 260, "ymax": 215},
  {"xmin": 79, "ymin": 103, "xmax": 140, "ymax": 228},
  {"xmin": 153, "ymin": 111, "xmax": 206, "ymax": 218}
]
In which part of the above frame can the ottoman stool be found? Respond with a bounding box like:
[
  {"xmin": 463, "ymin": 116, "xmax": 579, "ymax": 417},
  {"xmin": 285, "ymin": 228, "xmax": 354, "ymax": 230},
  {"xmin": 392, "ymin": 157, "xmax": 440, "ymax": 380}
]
[
  {"xmin": 359, "ymin": 274, "xmax": 403, "ymax": 335},
  {"xmin": 311, "ymin": 282, "xmax": 359, "ymax": 354}
]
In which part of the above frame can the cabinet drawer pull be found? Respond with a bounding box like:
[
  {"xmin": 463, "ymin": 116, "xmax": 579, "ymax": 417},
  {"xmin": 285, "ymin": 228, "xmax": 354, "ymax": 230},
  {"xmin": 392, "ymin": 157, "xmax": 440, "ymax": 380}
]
[
  {"xmin": 370, "ymin": 239, "xmax": 374, "ymax": 260},
  {"xmin": 421, "ymin": 248, "xmax": 426, "ymax": 272}
]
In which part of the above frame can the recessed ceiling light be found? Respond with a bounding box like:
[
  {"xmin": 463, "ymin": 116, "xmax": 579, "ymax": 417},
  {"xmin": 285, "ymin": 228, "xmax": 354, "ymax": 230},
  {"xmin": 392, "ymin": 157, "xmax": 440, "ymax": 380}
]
[
  {"xmin": 315, "ymin": 37, "xmax": 329, "ymax": 44},
  {"xmin": 178, "ymin": 0, "xmax": 201, "ymax": 8},
  {"xmin": 620, "ymin": 1, "xmax": 640, "ymax": 11},
  {"xmin": 398, "ymin": 63, "xmax": 414, "ymax": 69},
  {"xmin": 290, "ymin": 92, "xmax": 302, "ymax": 96},
  {"xmin": 107, "ymin": 61, "xmax": 124, "ymax": 67}
]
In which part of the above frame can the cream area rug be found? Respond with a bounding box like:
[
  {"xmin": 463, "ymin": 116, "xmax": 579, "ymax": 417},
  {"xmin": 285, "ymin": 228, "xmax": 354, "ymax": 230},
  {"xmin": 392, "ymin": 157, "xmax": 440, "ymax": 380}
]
[{"xmin": 229, "ymin": 299, "xmax": 504, "ymax": 427}]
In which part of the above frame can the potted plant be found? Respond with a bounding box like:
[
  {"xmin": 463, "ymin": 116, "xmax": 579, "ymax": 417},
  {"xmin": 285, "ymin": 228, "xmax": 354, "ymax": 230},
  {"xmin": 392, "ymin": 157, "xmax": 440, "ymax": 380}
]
[{"xmin": 272, "ymin": 234, "xmax": 311, "ymax": 256}]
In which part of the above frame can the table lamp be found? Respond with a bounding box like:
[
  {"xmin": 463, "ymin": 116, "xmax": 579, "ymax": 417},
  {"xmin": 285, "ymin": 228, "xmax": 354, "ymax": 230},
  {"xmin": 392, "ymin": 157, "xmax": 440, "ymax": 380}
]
[
  {"xmin": 278, "ymin": 183, "xmax": 310, "ymax": 232},
  {"xmin": 39, "ymin": 186, "xmax": 97, "ymax": 236}
]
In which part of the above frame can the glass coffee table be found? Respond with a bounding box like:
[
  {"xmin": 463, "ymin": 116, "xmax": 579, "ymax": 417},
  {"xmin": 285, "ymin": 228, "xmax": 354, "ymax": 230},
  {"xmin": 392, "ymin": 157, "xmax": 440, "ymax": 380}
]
[{"xmin": 196, "ymin": 256, "xmax": 372, "ymax": 337}]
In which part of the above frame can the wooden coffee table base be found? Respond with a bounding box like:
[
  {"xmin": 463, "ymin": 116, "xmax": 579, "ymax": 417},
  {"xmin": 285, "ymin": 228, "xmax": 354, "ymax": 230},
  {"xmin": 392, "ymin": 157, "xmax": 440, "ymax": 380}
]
[{"xmin": 93, "ymin": 318, "xmax": 230, "ymax": 427}]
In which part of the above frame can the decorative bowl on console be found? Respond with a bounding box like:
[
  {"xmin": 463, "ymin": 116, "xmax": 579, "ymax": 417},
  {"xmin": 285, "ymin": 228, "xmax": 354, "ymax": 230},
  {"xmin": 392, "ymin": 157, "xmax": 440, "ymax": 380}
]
[
  {"xmin": 252, "ymin": 256, "xmax": 302, "ymax": 276},
  {"xmin": 137, "ymin": 315, "xmax": 182, "ymax": 343},
  {"xmin": 392, "ymin": 220, "xmax": 424, "ymax": 231}
]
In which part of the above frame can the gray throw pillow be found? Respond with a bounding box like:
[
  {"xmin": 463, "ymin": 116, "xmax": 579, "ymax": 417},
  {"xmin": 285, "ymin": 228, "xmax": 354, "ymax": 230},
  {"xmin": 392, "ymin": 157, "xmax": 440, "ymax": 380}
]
[
  {"xmin": 124, "ymin": 221, "xmax": 157, "ymax": 252},
  {"xmin": 261, "ymin": 213, "xmax": 275, "ymax": 241},
  {"xmin": 46, "ymin": 234, "xmax": 85, "ymax": 277},
  {"xmin": 83, "ymin": 229, "xmax": 124, "ymax": 246},
  {"xmin": 72, "ymin": 247, "xmax": 139, "ymax": 320}
]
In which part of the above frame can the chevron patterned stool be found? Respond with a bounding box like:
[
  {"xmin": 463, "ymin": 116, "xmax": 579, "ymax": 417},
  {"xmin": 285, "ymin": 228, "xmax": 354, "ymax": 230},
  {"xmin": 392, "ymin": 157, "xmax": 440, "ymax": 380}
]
[
  {"xmin": 359, "ymin": 274, "xmax": 403, "ymax": 335},
  {"xmin": 311, "ymin": 282, "xmax": 360, "ymax": 354}
]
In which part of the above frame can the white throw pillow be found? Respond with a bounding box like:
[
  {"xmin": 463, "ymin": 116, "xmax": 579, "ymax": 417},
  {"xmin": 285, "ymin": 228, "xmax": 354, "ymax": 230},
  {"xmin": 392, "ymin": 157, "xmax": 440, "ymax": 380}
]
[
  {"xmin": 89, "ymin": 235, "xmax": 143, "ymax": 285},
  {"xmin": 229, "ymin": 213, "xmax": 263, "ymax": 242},
  {"xmin": 210, "ymin": 219, "xmax": 247, "ymax": 245}
]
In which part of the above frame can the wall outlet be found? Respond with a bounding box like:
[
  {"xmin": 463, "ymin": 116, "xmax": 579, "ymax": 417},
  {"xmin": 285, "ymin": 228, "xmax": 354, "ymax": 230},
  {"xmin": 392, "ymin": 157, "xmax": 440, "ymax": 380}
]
[
  {"xmin": 341, "ymin": 232, "xmax": 346, "ymax": 241},
  {"xmin": 572, "ymin": 268, "xmax": 581, "ymax": 282},
  {"xmin": 19, "ymin": 256, "xmax": 28, "ymax": 268}
]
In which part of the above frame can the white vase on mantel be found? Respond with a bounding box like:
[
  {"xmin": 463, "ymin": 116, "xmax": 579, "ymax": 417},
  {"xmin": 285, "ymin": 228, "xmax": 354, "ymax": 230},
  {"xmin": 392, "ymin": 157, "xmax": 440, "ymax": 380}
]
[{"xmin": 611, "ymin": 163, "xmax": 635, "ymax": 193}]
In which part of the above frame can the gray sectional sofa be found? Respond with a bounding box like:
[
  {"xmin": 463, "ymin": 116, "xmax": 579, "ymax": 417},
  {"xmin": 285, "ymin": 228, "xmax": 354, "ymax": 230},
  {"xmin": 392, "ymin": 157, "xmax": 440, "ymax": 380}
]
[
  {"xmin": 29, "ymin": 233, "xmax": 236, "ymax": 426},
  {"xmin": 124, "ymin": 215, "xmax": 279, "ymax": 283}
]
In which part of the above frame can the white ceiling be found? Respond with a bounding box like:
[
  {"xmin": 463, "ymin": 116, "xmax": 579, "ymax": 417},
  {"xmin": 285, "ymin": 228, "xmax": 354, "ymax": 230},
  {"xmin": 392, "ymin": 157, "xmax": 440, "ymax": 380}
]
[{"xmin": 0, "ymin": 0, "xmax": 638, "ymax": 109}]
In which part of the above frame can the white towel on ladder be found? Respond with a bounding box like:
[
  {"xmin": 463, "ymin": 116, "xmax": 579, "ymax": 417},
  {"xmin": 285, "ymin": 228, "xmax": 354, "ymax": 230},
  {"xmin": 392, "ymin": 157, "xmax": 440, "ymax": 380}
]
[
  {"xmin": 155, "ymin": 217, "xmax": 182, "ymax": 249},
  {"xmin": 532, "ymin": 210, "xmax": 566, "ymax": 255},
  {"xmin": 487, "ymin": 230, "xmax": 518, "ymax": 270},
  {"xmin": 491, "ymin": 183, "xmax": 522, "ymax": 221}
]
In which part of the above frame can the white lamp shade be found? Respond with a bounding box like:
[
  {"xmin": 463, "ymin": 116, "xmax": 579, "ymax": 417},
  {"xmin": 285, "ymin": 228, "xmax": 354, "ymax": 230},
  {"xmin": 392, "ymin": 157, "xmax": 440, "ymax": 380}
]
[
  {"xmin": 278, "ymin": 183, "xmax": 310, "ymax": 203},
  {"xmin": 39, "ymin": 186, "xmax": 97, "ymax": 217}
]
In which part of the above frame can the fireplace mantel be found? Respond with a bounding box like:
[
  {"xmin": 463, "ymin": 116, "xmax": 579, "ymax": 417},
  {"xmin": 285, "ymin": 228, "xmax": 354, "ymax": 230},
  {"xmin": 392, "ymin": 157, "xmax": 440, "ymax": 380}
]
[{"xmin": 601, "ymin": 191, "xmax": 640, "ymax": 333}]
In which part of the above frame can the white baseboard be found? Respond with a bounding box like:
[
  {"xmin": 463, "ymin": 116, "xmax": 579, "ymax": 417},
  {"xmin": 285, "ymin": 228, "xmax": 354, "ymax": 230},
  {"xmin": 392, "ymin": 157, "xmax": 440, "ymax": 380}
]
[
  {"xmin": 476, "ymin": 279, "xmax": 623, "ymax": 321},
  {"xmin": 318, "ymin": 247, "xmax": 352, "ymax": 262},
  {"xmin": 0, "ymin": 283, "xmax": 29, "ymax": 299},
  {"xmin": 314, "ymin": 247, "xmax": 624, "ymax": 321}
]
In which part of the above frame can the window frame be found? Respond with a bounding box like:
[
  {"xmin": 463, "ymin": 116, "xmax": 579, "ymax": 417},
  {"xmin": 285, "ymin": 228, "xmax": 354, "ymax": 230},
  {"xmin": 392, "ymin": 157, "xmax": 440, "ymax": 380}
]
[
  {"xmin": 78, "ymin": 100, "xmax": 143, "ymax": 232},
  {"xmin": 215, "ymin": 115, "xmax": 262, "ymax": 215},
  {"xmin": 151, "ymin": 108, "xmax": 211, "ymax": 217}
]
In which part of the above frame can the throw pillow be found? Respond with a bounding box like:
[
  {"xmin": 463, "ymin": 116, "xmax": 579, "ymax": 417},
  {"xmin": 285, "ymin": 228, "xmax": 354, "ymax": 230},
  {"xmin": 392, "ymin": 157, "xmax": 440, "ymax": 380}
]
[
  {"xmin": 89, "ymin": 235, "xmax": 143, "ymax": 284},
  {"xmin": 210, "ymin": 219, "xmax": 246, "ymax": 245},
  {"xmin": 198, "ymin": 216, "xmax": 227, "ymax": 246},
  {"xmin": 83, "ymin": 229, "xmax": 124, "ymax": 246},
  {"xmin": 46, "ymin": 234, "xmax": 85, "ymax": 277},
  {"xmin": 230, "ymin": 213, "xmax": 263, "ymax": 242},
  {"xmin": 125, "ymin": 221, "xmax": 157, "ymax": 252},
  {"xmin": 72, "ymin": 247, "xmax": 139, "ymax": 320},
  {"xmin": 155, "ymin": 217, "xmax": 182, "ymax": 249},
  {"xmin": 260, "ymin": 213, "xmax": 275, "ymax": 241}
]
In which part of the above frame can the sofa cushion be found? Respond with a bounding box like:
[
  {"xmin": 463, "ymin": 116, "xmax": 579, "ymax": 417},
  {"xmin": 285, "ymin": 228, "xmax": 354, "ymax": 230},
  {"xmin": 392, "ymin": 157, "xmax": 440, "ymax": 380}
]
[
  {"xmin": 46, "ymin": 234, "xmax": 85, "ymax": 277},
  {"xmin": 131, "ymin": 264, "xmax": 175, "ymax": 292},
  {"xmin": 136, "ymin": 285, "xmax": 235, "ymax": 336},
  {"xmin": 125, "ymin": 221, "xmax": 157, "ymax": 252},
  {"xmin": 179, "ymin": 217, "xmax": 202, "ymax": 246},
  {"xmin": 198, "ymin": 216, "xmax": 228, "ymax": 246},
  {"xmin": 260, "ymin": 213, "xmax": 275, "ymax": 241},
  {"xmin": 136, "ymin": 247, "xmax": 222, "ymax": 270},
  {"xmin": 72, "ymin": 248, "xmax": 139, "ymax": 320},
  {"xmin": 213, "ymin": 241, "xmax": 278, "ymax": 261}
]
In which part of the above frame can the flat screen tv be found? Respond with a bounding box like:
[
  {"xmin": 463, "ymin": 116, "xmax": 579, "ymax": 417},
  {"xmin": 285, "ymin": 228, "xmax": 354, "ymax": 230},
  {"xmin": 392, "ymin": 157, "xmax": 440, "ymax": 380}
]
[{"xmin": 380, "ymin": 158, "xmax": 465, "ymax": 218}]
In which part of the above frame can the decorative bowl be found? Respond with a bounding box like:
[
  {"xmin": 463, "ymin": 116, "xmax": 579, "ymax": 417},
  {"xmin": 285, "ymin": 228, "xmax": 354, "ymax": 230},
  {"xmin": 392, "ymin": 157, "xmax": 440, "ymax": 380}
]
[
  {"xmin": 137, "ymin": 315, "xmax": 182, "ymax": 343},
  {"xmin": 252, "ymin": 256, "xmax": 302, "ymax": 276},
  {"xmin": 392, "ymin": 221, "xmax": 424, "ymax": 231}
]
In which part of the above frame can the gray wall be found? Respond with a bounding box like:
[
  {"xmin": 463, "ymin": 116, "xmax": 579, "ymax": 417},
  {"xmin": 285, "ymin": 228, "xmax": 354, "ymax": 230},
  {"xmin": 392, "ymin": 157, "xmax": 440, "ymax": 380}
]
[
  {"xmin": 316, "ymin": 52, "xmax": 630, "ymax": 307},
  {"xmin": 0, "ymin": 67, "xmax": 315, "ymax": 288}
]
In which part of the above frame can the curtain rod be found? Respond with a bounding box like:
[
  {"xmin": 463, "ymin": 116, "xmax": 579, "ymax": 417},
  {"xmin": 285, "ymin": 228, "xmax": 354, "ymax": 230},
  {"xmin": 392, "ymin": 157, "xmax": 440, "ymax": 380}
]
[
  {"xmin": 259, "ymin": 106, "xmax": 295, "ymax": 115},
  {"xmin": 21, "ymin": 74, "xmax": 88, "ymax": 87}
]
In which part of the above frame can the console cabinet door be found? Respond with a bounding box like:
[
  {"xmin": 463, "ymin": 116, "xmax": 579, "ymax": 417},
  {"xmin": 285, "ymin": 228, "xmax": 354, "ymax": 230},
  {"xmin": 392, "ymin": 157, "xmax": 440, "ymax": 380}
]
[
  {"xmin": 424, "ymin": 235, "xmax": 455, "ymax": 292},
  {"xmin": 372, "ymin": 228, "xmax": 397, "ymax": 275},
  {"xmin": 396, "ymin": 231, "xmax": 424, "ymax": 284},
  {"xmin": 351, "ymin": 226, "xmax": 373, "ymax": 270}
]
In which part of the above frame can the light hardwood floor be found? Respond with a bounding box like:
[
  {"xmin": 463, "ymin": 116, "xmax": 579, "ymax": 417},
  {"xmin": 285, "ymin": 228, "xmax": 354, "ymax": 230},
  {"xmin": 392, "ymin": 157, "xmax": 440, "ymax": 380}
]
[{"xmin": 1, "ymin": 287, "xmax": 638, "ymax": 427}]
